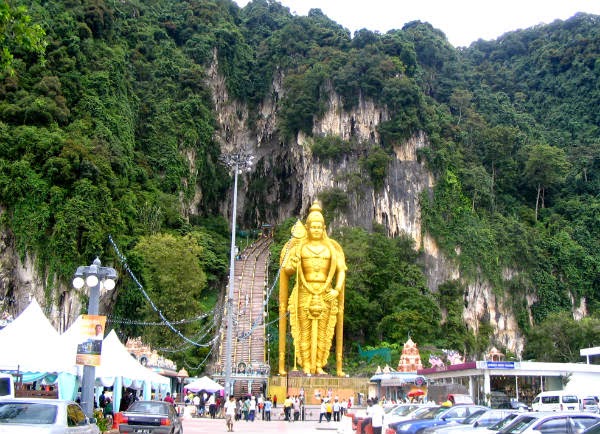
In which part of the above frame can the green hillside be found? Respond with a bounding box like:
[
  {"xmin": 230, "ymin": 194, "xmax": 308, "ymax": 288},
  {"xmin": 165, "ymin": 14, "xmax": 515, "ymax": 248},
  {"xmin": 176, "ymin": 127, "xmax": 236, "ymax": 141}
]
[{"xmin": 1, "ymin": 0, "xmax": 598, "ymax": 373}]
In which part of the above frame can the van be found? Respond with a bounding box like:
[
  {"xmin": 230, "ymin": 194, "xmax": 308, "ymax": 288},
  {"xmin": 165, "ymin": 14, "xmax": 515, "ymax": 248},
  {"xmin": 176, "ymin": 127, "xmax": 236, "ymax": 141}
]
[
  {"xmin": 531, "ymin": 390, "xmax": 580, "ymax": 412},
  {"xmin": 581, "ymin": 396, "xmax": 599, "ymax": 413},
  {"xmin": 0, "ymin": 373, "xmax": 14, "ymax": 398}
]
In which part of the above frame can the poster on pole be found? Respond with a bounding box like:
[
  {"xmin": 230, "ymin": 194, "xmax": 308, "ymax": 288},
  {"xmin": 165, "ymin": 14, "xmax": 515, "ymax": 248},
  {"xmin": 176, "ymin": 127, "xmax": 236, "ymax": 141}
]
[{"xmin": 75, "ymin": 315, "xmax": 106, "ymax": 366}]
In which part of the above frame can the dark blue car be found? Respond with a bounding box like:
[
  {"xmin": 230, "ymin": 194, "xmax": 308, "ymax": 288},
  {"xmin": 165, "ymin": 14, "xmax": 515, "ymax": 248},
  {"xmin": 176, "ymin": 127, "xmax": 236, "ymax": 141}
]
[{"xmin": 387, "ymin": 404, "xmax": 488, "ymax": 434}]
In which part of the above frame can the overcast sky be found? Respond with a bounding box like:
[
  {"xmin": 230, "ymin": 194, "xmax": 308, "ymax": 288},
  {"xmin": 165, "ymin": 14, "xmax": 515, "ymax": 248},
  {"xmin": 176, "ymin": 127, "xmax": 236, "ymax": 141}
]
[{"xmin": 233, "ymin": 0, "xmax": 600, "ymax": 47}]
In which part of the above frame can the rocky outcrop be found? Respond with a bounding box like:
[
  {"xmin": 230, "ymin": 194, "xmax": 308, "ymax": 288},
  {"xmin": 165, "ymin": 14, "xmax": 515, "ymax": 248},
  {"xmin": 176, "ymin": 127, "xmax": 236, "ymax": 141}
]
[{"xmin": 204, "ymin": 68, "xmax": 533, "ymax": 355}]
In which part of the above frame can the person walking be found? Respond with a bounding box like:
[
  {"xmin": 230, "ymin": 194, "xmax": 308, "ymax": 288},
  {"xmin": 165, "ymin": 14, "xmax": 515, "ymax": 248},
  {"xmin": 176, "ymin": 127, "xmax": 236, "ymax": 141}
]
[
  {"xmin": 292, "ymin": 396, "xmax": 300, "ymax": 421},
  {"xmin": 283, "ymin": 395, "xmax": 293, "ymax": 422},
  {"xmin": 319, "ymin": 399, "xmax": 327, "ymax": 423},
  {"xmin": 264, "ymin": 396, "xmax": 272, "ymax": 421},
  {"xmin": 248, "ymin": 396, "xmax": 256, "ymax": 421},
  {"xmin": 369, "ymin": 398, "xmax": 385, "ymax": 434},
  {"xmin": 224, "ymin": 395, "xmax": 236, "ymax": 432},
  {"xmin": 333, "ymin": 398, "xmax": 340, "ymax": 421}
]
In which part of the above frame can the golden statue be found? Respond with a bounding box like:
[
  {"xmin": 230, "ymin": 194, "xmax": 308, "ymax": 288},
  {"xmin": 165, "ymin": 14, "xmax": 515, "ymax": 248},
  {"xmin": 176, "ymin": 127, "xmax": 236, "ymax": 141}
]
[{"xmin": 278, "ymin": 201, "xmax": 347, "ymax": 376}]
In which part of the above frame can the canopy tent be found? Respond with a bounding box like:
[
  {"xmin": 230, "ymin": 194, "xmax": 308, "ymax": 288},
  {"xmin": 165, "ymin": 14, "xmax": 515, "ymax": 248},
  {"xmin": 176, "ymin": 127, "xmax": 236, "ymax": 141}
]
[
  {"xmin": 0, "ymin": 300, "xmax": 171, "ymax": 404},
  {"xmin": 0, "ymin": 299, "xmax": 76, "ymax": 373},
  {"xmin": 185, "ymin": 376, "xmax": 223, "ymax": 393},
  {"xmin": 0, "ymin": 299, "xmax": 78, "ymax": 399},
  {"xmin": 61, "ymin": 319, "xmax": 171, "ymax": 405}
]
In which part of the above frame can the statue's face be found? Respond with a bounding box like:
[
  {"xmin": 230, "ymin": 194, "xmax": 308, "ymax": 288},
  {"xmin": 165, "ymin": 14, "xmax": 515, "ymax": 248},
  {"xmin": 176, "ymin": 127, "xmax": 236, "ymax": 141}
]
[{"xmin": 308, "ymin": 220, "xmax": 324, "ymax": 240}]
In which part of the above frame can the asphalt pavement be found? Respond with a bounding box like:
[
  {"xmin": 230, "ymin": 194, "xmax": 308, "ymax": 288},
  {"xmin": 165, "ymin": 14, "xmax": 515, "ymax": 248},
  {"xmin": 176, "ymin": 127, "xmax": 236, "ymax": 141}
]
[{"xmin": 181, "ymin": 415, "xmax": 351, "ymax": 434}]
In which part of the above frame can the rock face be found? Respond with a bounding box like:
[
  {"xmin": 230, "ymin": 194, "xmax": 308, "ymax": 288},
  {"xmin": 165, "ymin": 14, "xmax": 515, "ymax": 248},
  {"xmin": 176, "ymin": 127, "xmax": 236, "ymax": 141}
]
[{"xmin": 205, "ymin": 68, "xmax": 529, "ymax": 354}]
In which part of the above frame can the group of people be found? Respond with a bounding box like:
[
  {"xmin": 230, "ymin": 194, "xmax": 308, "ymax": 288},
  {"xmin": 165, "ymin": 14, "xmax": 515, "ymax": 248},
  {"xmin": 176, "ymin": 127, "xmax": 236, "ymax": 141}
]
[
  {"xmin": 282, "ymin": 395, "xmax": 303, "ymax": 421},
  {"xmin": 97, "ymin": 389, "xmax": 114, "ymax": 417},
  {"xmin": 222, "ymin": 394, "xmax": 274, "ymax": 432},
  {"xmin": 318, "ymin": 396, "xmax": 350, "ymax": 422},
  {"xmin": 184, "ymin": 390, "xmax": 223, "ymax": 418}
]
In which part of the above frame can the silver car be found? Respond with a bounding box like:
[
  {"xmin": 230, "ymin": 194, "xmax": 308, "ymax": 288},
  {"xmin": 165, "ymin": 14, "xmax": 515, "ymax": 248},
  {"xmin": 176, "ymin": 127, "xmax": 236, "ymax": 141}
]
[
  {"xmin": 498, "ymin": 411, "xmax": 600, "ymax": 434},
  {"xmin": 0, "ymin": 398, "xmax": 100, "ymax": 433},
  {"xmin": 423, "ymin": 409, "xmax": 514, "ymax": 433}
]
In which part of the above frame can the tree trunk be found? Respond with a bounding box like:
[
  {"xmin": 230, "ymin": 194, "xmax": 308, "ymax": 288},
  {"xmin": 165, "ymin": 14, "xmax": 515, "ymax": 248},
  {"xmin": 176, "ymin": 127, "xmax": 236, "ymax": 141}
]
[{"xmin": 535, "ymin": 184, "xmax": 541, "ymax": 221}]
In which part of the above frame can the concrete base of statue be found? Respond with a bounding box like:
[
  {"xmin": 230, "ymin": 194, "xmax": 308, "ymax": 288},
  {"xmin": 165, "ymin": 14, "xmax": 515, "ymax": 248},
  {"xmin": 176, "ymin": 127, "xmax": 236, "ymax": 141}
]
[{"xmin": 267, "ymin": 371, "xmax": 370, "ymax": 409}]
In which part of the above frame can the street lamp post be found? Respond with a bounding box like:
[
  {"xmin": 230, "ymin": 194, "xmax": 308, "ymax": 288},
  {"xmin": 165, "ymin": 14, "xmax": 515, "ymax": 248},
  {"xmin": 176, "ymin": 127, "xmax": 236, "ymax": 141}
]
[
  {"xmin": 72, "ymin": 257, "xmax": 117, "ymax": 418},
  {"xmin": 220, "ymin": 152, "xmax": 254, "ymax": 398}
]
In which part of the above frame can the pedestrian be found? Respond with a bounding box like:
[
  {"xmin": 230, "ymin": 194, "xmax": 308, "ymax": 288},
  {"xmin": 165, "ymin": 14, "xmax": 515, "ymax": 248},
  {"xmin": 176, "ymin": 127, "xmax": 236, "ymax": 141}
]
[
  {"xmin": 224, "ymin": 395, "xmax": 236, "ymax": 432},
  {"xmin": 242, "ymin": 397, "xmax": 249, "ymax": 421},
  {"xmin": 193, "ymin": 394, "xmax": 201, "ymax": 418},
  {"xmin": 273, "ymin": 394, "xmax": 277, "ymax": 408},
  {"xmin": 208, "ymin": 393, "xmax": 216, "ymax": 418},
  {"xmin": 319, "ymin": 399, "xmax": 326, "ymax": 423},
  {"xmin": 248, "ymin": 396, "xmax": 256, "ymax": 421},
  {"xmin": 293, "ymin": 396, "xmax": 300, "ymax": 421},
  {"xmin": 164, "ymin": 392, "xmax": 174, "ymax": 405},
  {"xmin": 264, "ymin": 396, "xmax": 272, "ymax": 421},
  {"xmin": 283, "ymin": 395, "xmax": 292, "ymax": 421},
  {"xmin": 326, "ymin": 399, "xmax": 333, "ymax": 422},
  {"xmin": 99, "ymin": 390, "xmax": 107, "ymax": 409},
  {"xmin": 370, "ymin": 398, "xmax": 385, "ymax": 434},
  {"xmin": 333, "ymin": 398, "xmax": 340, "ymax": 421},
  {"xmin": 258, "ymin": 394, "xmax": 264, "ymax": 419}
]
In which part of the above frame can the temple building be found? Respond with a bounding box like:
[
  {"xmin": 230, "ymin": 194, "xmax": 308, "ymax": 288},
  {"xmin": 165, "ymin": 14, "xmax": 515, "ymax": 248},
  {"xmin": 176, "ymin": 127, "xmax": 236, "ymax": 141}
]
[
  {"xmin": 369, "ymin": 338, "xmax": 426, "ymax": 401},
  {"xmin": 397, "ymin": 337, "xmax": 423, "ymax": 372}
]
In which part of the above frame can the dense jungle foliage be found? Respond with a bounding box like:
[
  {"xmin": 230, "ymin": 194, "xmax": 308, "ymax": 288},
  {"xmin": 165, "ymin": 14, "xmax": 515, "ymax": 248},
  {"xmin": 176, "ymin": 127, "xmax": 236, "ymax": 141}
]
[{"xmin": 1, "ymin": 0, "xmax": 599, "ymax": 373}]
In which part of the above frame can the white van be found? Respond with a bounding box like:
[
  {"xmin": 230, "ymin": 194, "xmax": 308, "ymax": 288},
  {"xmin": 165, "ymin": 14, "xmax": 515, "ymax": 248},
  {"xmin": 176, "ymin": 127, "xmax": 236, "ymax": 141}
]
[
  {"xmin": 0, "ymin": 373, "xmax": 15, "ymax": 398},
  {"xmin": 531, "ymin": 390, "xmax": 580, "ymax": 412}
]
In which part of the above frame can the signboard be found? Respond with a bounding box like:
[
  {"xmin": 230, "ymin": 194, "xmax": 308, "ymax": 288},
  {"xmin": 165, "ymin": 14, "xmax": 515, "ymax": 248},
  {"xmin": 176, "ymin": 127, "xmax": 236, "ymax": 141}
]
[
  {"xmin": 486, "ymin": 361, "xmax": 515, "ymax": 369},
  {"xmin": 76, "ymin": 315, "xmax": 106, "ymax": 366}
]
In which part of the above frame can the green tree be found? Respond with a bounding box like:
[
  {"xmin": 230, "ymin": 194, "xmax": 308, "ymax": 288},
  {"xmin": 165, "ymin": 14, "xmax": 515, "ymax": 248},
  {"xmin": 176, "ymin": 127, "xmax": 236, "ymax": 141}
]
[
  {"xmin": 129, "ymin": 233, "xmax": 208, "ymax": 350},
  {"xmin": 523, "ymin": 311, "xmax": 600, "ymax": 362},
  {"xmin": 523, "ymin": 143, "xmax": 571, "ymax": 220},
  {"xmin": 0, "ymin": 1, "xmax": 46, "ymax": 76}
]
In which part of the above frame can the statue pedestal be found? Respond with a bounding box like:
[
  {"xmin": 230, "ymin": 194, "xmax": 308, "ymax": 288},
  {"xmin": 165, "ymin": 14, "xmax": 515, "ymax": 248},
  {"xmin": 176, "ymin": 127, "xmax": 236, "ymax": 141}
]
[{"xmin": 267, "ymin": 373, "xmax": 370, "ymax": 407}]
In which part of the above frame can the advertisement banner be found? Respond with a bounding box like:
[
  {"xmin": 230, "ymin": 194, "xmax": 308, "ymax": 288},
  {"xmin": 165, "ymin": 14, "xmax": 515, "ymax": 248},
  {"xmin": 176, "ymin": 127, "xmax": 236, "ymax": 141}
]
[{"xmin": 75, "ymin": 315, "xmax": 106, "ymax": 366}]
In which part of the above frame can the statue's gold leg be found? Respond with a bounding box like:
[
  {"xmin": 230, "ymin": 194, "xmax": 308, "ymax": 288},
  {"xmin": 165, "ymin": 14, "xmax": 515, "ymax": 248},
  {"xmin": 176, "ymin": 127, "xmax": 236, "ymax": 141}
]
[
  {"xmin": 279, "ymin": 351, "xmax": 287, "ymax": 375},
  {"xmin": 310, "ymin": 319, "xmax": 318, "ymax": 375}
]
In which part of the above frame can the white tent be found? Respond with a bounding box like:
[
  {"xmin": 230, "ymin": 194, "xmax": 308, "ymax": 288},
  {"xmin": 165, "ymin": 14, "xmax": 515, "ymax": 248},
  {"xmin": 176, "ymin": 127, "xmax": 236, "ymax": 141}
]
[
  {"xmin": 97, "ymin": 330, "xmax": 170, "ymax": 389},
  {"xmin": 185, "ymin": 376, "xmax": 223, "ymax": 393},
  {"xmin": 61, "ymin": 318, "xmax": 171, "ymax": 405},
  {"xmin": 0, "ymin": 300, "xmax": 171, "ymax": 403},
  {"xmin": 0, "ymin": 299, "xmax": 75, "ymax": 374}
]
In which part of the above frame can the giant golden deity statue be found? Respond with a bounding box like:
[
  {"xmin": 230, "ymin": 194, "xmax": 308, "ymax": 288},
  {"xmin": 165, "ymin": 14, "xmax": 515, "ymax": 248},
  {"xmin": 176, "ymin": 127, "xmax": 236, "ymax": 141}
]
[{"xmin": 278, "ymin": 202, "xmax": 347, "ymax": 376}]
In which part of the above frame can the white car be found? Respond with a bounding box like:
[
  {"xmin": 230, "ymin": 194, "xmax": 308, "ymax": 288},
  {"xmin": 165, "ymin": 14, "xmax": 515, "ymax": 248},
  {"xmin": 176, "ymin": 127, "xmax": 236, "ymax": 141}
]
[
  {"xmin": 0, "ymin": 398, "xmax": 100, "ymax": 433},
  {"xmin": 498, "ymin": 411, "xmax": 600, "ymax": 434}
]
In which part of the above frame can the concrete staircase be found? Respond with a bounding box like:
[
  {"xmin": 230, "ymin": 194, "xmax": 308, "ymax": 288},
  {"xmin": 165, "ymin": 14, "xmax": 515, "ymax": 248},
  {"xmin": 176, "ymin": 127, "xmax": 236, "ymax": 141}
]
[{"xmin": 214, "ymin": 235, "xmax": 271, "ymax": 396}]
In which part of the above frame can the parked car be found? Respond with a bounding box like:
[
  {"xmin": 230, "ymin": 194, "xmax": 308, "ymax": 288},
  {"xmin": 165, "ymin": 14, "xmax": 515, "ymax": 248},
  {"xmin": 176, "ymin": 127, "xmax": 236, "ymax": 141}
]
[
  {"xmin": 497, "ymin": 411, "xmax": 600, "ymax": 433},
  {"xmin": 117, "ymin": 400, "xmax": 182, "ymax": 434},
  {"xmin": 583, "ymin": 421, "xmax": 600, "ymax": 433},
  {"xmin": 384, "ymin": 404, "xmax": 433, "ymax": 427},
  {"xmin": 495, "ymin": 401, "xmax": 529, "ymax": 412},
  {"xmin": 531, "ymin": 390, "xmax": 580, "ymax": 412},
  {"xmin": 421, "ymin": 408, "xmax": 514, "ymax": 433},
  {"xmin": 386, "ymin": 404, "xmax": 488, "ymax": 434},
  {"xmin": 0, "ymin": 374, "xmax": 14, "ymax": 399},
  {"xmin": 468, "ymin": 413, "xmax": 523, "ymax": 432},
  {"xmin": 0, "ymin": 397, "xmax": 100, "ymax": 433},
  {"xmin": 581, "ymin": 397, "xmax": 599, "ymax": 413}
]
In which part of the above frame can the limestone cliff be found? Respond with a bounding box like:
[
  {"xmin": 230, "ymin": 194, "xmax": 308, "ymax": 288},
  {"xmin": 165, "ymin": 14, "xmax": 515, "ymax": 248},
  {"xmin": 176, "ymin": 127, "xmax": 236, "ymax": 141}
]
[{"xmin": 206, "ymin": 66, "xmax": 527, "ymax": 356}]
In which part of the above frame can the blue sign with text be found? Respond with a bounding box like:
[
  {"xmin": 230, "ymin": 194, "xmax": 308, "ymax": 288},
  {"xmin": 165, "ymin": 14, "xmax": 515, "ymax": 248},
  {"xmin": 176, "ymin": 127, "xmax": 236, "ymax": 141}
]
[{"xmin": 486, "ymin": 361, "xmax": 515, "ymax": 369}]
